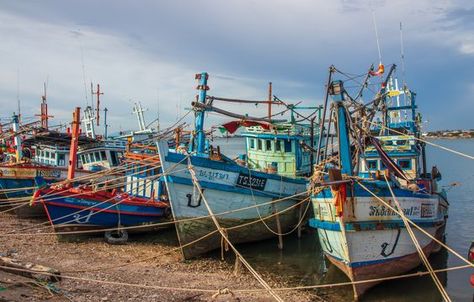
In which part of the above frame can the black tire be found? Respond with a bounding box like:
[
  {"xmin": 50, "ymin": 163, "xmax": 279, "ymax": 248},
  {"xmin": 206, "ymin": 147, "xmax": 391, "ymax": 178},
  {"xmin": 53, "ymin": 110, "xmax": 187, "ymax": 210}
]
[{"xmin": 104, "ymin": 229, "xmax": 129, "ymax": 245}]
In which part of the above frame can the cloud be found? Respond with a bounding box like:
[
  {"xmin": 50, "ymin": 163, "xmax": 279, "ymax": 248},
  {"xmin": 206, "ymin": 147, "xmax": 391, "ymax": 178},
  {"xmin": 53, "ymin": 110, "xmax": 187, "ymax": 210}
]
[{"xmin": 0, "ymin": 0, "xmax": 473, "ymax": 131}]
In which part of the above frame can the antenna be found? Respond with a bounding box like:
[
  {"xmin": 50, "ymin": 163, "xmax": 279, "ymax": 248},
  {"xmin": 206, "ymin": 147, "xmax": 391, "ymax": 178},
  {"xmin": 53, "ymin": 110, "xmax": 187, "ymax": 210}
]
[
  {"xmin": 400, "ymin": 22, "xmax": 406, "ymax": 89},
  {"xmin": 79, "ymin": 35, "xmax": 89, "ymax": 107},
  {"xmin": 372, "ymin": 11, "xmax": 383, "ymax": 64},
  {"xmin": 156, "ymin": 89, "xmax": 160, "ymax": 132},
  {"xmin": 16, "ymin": 69, "xmax": 21, "ymax": 123},
  {"xmin": 91, "ymin": 83, "xmax": 103, "ymax": 126}
]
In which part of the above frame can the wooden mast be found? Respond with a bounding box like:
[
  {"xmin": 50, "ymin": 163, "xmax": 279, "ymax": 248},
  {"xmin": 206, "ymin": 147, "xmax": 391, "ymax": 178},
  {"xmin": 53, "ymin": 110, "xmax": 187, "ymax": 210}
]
[
  {"xmin": 67, "ymin": 107, "xmax": 81, "ymax": 181},
  {"xmin": 36, "ymin": 82, "xmax": 53, "ymax": 129}
]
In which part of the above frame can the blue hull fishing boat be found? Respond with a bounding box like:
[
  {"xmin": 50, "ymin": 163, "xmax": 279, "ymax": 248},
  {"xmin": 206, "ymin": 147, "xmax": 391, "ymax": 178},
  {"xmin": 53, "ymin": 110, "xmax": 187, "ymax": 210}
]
[
  {"xmin": 309, "ymin": 65, "xmax": 448, "ymax": 299},
  {"xmin": 32, "ymin": 107, "xmax": 170, "ymax": 240},
  {"xmin": 33, "ymin": 187, "xmax": 169, "ymax": 231},
  {"xmin": 158, "ymin": 72, "xmax": 315, "ymax": 259}
]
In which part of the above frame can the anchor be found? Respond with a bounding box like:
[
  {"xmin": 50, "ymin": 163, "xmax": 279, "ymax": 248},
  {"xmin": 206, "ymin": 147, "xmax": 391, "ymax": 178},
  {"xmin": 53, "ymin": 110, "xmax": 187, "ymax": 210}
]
[
  {"xmin": 186, "ymin": 189, "xmax": 205, "ymax": 208},
  {"xmin": 380, "ymin": 228, "xmax": 401, "ymax": 257}
]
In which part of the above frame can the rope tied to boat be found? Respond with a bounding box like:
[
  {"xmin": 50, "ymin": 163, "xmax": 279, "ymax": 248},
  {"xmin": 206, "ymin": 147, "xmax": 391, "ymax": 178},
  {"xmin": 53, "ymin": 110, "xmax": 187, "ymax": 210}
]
[
  {"xmin": 211, "ymin": 287, "xmax": 235, "ymax": 299},
  {"xmin": 220, "ymin": 228, "xmax": 229, "ymax": 261}
]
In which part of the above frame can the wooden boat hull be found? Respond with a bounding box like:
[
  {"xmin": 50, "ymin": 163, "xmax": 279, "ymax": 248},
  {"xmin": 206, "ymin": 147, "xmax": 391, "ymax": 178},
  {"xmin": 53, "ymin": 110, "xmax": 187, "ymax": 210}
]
[
  {"xmin": 34, "ymin": 189, "xmax": 170, "ymax": 231},
  {"xmin": 310, "ymin": 183, "xmax": 448, "ymax": 299},
  {"xmin": 157, "ymin": 141, "xmax": 308, "ymax": 259}
]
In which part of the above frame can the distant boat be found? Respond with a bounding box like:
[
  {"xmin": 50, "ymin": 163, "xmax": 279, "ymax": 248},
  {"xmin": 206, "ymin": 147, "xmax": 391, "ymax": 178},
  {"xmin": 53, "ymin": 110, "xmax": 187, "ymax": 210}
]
[{"xmin": 309, "ymin": 65, "xmax": 448, "ymax": 299}]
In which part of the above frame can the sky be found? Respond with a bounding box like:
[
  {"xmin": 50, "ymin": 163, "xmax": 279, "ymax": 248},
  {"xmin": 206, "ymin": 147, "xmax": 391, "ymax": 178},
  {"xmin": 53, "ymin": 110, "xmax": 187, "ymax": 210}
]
[{"xmin": 0, "ymin": 0, "xmax": 473, "ymax": 133}]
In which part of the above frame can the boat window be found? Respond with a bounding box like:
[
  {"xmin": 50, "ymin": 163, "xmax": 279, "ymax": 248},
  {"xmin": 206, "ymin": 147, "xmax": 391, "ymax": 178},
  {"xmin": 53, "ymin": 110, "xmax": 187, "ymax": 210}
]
[
  {"xmin": 367, "ymin": 160, "xmax": 378, "ymax": 170},
  {"xmin": 58, "ymin": 154, "xmax": 66, "ymax": 166},
  {"xmin": 257, "ymin": 139, "xmax": 262, "ymax": 150},
  {"xmin": 396, "ymin": 140, "xmax": 407, "ymax": 146},
  {"xmin": 95, "ymin": 152, "xmax": 101, "ymax": 162},
  {"xmin": 50, "ymin": 152, "xmax": 56, "ymax": 159},
  {"xmin": 398, "ymin": 159, "xmax": 412, "ymax": 170},
  {"xmin": 111, "ymin": 151, "xmax": 118, "ymax": 166},
  {"xmin": 249, "ymin": 139, "xmax": 255, "ymax": 149},
  {"xmin": 88, "ymin": 153, "xmax": 93, "ymax": 163},
  {"xmin": 100, "ymin": 151, "xmax": 107, "ymax": 160},
  {"xmin": 380, "ymin": 160, "xmax": 387, "ymax": 170},
  {"xmin": 284, "ymin": 140, "xmax": 292, "ymax": 153},
  {"xmin": 266, "ymin": 140, "xmax": 272, "ymax": 151},
  {"xmin": 45, "ymin": 151, "xmax": 50, "ymax": 158},
  {"xmin": 275, "ymin": 140, "xmax": 281, "ymax": 151}
]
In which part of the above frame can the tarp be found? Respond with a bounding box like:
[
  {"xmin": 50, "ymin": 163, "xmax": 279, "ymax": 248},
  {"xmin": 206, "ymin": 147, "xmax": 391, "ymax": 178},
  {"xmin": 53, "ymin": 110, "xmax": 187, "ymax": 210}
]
[{"xmin": 219, "ymin": 120, "xmax": 272, "ymax": 134}]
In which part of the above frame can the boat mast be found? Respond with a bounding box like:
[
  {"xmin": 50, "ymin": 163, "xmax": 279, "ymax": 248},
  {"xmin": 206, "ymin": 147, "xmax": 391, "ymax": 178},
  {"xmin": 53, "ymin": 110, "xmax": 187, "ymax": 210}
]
[
  {"xmin": 12, "ymin": 113, "xmax": 22, "ymax": 162},
  {"xmin": 67, "ymin": 107, "xmax": 81, "ymax": 181},
  {"xmin": 103, "ymin": 107, "xmax": 108, "ymax": 139},
  {"xmin": 268, "ymin": 82, "xmax": 272, "ymax": 121},
  {"xmin": 37, "ymin": 82, "xmax": 53, "ymax": 130},
  {"xmin": 193, "ymin": 72, "xmax": 209, "ymax": 154},
  {"xmin": 133, "ymin": 102, "xmax": 147, "ymax": 132},
  {"xmin": 82, "ymin": 106, "xmax": 96, "ymax": 139},
  {"xmin": 91, "ymin": 83, "xmax": 103, "ymax": 126},
  {"xmin": 330, "ymin": 80, "xmax": 353, "ymax": 175}
]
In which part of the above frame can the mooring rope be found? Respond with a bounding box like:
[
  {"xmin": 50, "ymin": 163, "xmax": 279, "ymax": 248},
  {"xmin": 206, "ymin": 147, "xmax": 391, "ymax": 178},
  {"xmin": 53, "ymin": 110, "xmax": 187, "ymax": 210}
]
[
  {"xmin": 188, "ymin": 163, "xmax": 284, "ymax": 302},
  {"xmin": 365, "ymin": 119, "xmax": 474, "ymax": 160},
  {"xmin": 383, "ymin": 174, "xmax": 451, "ymax": 302},
  {"xmin": 356, "ymin": 180, "xmax": 474, "ymax": 269}
]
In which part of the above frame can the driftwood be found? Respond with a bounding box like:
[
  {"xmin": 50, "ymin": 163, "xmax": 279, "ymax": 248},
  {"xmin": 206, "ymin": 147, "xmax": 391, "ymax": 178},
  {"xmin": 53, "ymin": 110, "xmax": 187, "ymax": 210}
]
[{"xmin": 0, "ymin": 256, "xmax": 61, "ymax": 282}]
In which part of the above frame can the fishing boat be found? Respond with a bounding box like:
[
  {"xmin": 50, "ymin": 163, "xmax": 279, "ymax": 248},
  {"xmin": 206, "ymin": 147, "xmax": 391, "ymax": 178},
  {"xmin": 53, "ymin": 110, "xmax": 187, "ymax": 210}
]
[
  {"xmin": 0, "ymin": 114, "xmax": 100, "ymax": 218},
  {"xmin": 309, "ymin": 65, "xmax": 449, "ymax": 299},
  {"xmin": 32, "ymin": 108, "xmax": 170, "ymax": 242},
  {"xmin": 157, "ymin": 72, "xmax": 317, "ymax": 259}
]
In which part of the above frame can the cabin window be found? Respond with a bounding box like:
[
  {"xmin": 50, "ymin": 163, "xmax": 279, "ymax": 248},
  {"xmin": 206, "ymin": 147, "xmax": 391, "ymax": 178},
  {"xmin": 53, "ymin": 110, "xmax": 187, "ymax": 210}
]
[
  {"xmin": 367, "ymin": 160, "xmax": 378, "ymax": 170},
  {"xmin": 257, "ymin": 139, "xmax": 262, "ymax": 150},
  {"xmin": 284, "ymin": 140, "xmax": 292, "ymax": 153},
  {"xmin": 249, "ymin": 139, "xmax": 255, "ymax": 149},
  {"xmin": 265, "ymin": 140, "xmax": 272, "ymax": 151},
  {"xmin": 111, "ymin": 151, "xmax": 118, "ymax": 166},
  {"xmin": 396, "ymin": 140, "xmax": 407, "ymax": 146},
  {"xmin": 45, "ymin": 151, "xmax": 50, "ymax": 158},
  {"xmin": 50, "ymin": 153, "xmax": 56, "ymax": 159},
  {"xmin": 58, "ymin": 154, "xmax": 66, "ymax": 166},
  {"xmin": 275, "ymin": 140, "xmax": 281, "ymax": 151},
  {"xmin": 94, "ymin": 152, "xmax": 101, "ymax": 162},
  {"xmin": 380, "ymin": 160, "xmax": 387, "ymax": 170},
  {"xmin": 100, "ymin": 151, "xmax": 107, "ymax": 160},
  {"xmin": 88, "ymin": 154, "xmax": 93, "ymax": 163},
  {"xmin": 398, "ymin": 159, "xmax": 412, "ymax": 170}
]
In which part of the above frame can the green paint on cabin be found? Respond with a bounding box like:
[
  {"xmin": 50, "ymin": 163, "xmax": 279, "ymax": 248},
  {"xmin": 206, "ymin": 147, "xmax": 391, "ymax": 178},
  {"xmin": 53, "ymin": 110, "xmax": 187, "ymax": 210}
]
[{"xmin": 242, "ymin": 124, "xmax": 318, "ymax": 177}]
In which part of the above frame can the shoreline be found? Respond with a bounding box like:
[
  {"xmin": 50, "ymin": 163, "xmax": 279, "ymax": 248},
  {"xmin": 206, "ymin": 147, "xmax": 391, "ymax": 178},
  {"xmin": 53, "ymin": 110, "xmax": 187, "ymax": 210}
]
[{"xmin": 0, "ymin": 213, "xmax": 320, "ymax": 302}]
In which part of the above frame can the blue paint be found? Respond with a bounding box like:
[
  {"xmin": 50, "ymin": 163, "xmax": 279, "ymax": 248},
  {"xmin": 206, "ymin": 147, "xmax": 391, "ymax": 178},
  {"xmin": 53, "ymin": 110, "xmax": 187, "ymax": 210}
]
[
  {"xmin": 165, "ymin": 152, "xmax": 307, "ymax": 184},
  {"xmin": 309, "ymin": 218, "xmax": 442, "ymax": 231},
  {"xmin": 325, "ymin": 252, "xmax": 407, "ymax": 268},
  {"xmin": 168, "ymin": 174, "xmax": 298, "ymax": 198},
  {"xmin": 192, "ymin": 72, "xmax": 209, "ymax": 155},
  {"xmin": 41, "ymin": 195, "xmax": 167, "ymax": 227},
  {"xmin": 335, "ymin": 102, "xmax": 353, "ymax": 175}
]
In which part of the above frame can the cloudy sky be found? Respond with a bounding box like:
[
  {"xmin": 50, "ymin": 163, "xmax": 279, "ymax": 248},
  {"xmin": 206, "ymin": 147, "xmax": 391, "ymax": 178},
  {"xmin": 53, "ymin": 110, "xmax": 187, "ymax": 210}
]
[{"xmin": 0, "ymin": 0, "xmax": 472, "ymax": 133}]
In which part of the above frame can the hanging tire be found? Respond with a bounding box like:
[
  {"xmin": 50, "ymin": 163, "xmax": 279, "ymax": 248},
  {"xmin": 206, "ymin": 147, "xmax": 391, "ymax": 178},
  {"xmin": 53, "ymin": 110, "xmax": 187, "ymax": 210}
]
[{"xmin": 104, "ymin": 229, "xmax": 129, "ymax": 245}]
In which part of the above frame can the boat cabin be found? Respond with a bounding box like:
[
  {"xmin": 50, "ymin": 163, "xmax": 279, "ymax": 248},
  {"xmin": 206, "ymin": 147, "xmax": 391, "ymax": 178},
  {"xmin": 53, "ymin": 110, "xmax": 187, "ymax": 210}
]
[
  {"xmin": 242, "ymin": 123, "xmax": 317, "ymax": 177},
  {"xmin": 359, "ymin": 135, "xmax": 418, "ymax": 179},
  {"xmin": 78, "ymin": 140, "xmax": 126, "ymax": 171}
]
